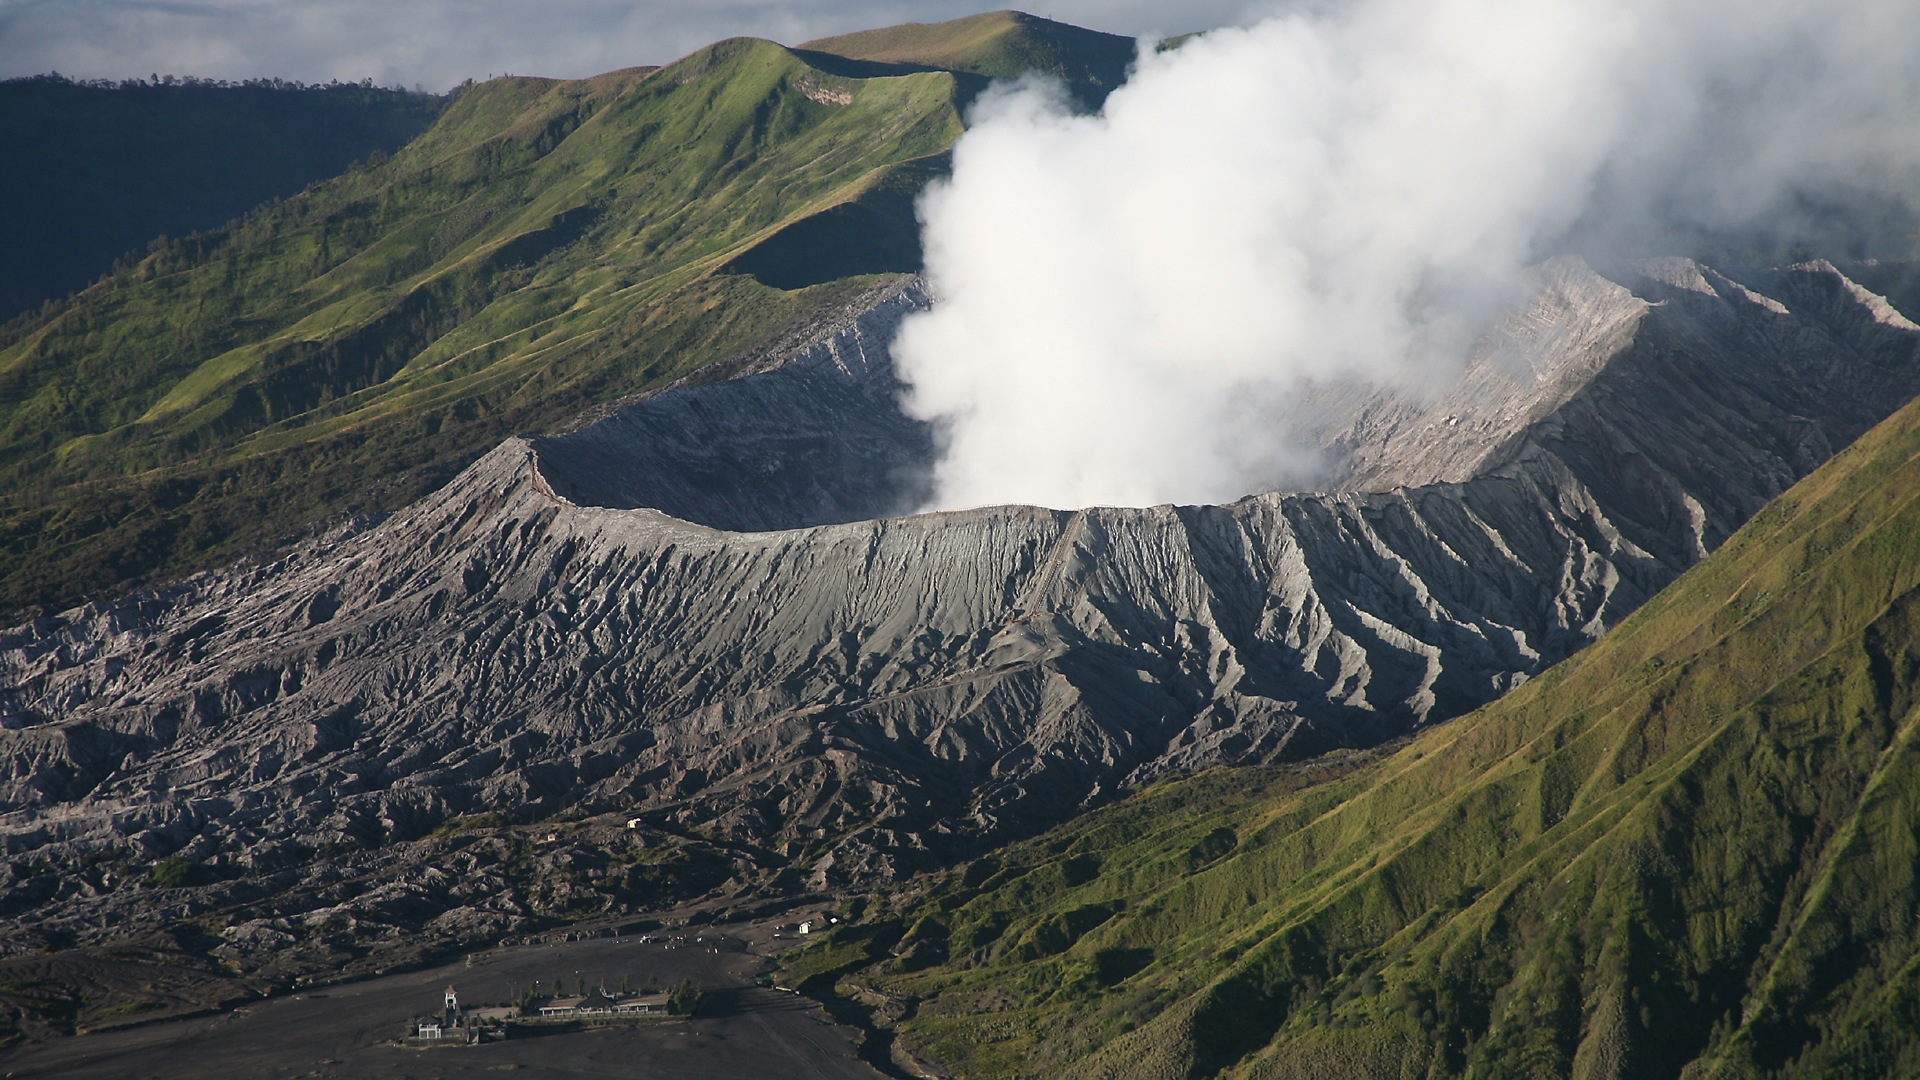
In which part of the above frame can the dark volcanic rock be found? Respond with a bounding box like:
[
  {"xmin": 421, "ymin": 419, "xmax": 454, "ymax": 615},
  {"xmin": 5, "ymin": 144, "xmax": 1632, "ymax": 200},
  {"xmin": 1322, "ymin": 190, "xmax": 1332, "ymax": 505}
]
[{"xmin": 0, "ymin": 258, "xmax": 1917, "ymax": 952}]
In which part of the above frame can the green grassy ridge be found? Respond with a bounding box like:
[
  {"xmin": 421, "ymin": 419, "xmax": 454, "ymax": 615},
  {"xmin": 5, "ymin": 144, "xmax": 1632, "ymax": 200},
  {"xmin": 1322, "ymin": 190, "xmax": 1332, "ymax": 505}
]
[
  {"xmin": 818, "ymin": 392, "xmax": 1920, "ymax": 1077},
  {"xmin": 0, "ymin": 13, "xmax": 1139, "ymax": 617},
  {"xmin": 799, "ymin": 10, "xmax": 1136, "ymax": 109},
  {"xmin": 0, "ymin": 14, "xmax": 1141, "ymax": 616},
  {"xmin": 0, "ymin": 74, "xmax": 444, "ymax": 324}
]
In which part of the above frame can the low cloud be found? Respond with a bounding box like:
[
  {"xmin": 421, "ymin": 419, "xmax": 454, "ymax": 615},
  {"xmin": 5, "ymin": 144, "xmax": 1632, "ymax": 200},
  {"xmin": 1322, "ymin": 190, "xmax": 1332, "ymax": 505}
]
[{"xmin": 894, "ymin": 0, "xmax": 1920, "ymax": 511}]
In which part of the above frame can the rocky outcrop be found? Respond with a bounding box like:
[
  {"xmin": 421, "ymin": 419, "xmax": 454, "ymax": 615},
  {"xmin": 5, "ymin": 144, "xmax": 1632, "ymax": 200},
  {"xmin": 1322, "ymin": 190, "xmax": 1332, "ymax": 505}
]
[{"xmin": 0, "ymin": 257, "xmax": 1916, "ymax": 950}]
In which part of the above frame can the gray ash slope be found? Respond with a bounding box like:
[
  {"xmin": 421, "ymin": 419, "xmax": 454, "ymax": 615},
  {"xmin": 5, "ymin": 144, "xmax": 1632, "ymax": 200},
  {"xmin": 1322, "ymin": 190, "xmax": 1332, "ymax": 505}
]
[{"xmin": 2, "ymin": 257, "xmax": 1918, "ymax": 955}]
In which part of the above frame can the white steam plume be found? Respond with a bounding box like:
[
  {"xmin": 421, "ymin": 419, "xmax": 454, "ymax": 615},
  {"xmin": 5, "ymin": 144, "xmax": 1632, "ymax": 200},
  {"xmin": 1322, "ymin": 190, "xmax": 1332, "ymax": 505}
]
[{"xmin": 893, "ymin": 0, "xmax": 1920, "ymax": 512}]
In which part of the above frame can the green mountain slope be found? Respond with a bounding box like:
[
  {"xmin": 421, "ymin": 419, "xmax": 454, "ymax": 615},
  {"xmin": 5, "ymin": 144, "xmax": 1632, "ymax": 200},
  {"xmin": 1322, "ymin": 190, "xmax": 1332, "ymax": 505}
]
[
  {"xmin": 807, "ymin": 385, "xmax": 1920, "ymax": 1077},
  {"xmin": 799, "ymin": 10, "xmax": 1136, "ymax": 108},
  {"xmin": 0, "ymin": 75, "xmax": 443, "ymax": 322},
  {"xmin": 0, "ymin": 14, "xmax": 1132, "ymax": 617}
]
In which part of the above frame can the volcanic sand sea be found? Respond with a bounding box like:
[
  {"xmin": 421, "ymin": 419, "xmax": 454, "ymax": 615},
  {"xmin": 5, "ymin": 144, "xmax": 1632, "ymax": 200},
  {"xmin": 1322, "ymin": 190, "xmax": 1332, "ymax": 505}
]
[{"xmin": 0, "ymin": 929, "xmax": 879, "ymax": 1079}]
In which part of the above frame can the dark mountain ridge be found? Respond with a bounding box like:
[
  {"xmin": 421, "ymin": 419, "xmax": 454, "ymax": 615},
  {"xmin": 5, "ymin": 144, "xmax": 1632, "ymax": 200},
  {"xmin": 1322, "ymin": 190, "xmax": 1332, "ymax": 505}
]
[{"xmin": 0, "ymin": 74, "xmax": 443, "ymax": 322}]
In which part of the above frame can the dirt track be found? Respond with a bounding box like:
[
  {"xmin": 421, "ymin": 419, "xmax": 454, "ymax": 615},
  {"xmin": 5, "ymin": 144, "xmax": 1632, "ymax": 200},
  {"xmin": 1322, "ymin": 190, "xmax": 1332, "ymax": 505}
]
[{"xmin": 0, "ymin": 932, "xmax": 882, "ymax": 1079}]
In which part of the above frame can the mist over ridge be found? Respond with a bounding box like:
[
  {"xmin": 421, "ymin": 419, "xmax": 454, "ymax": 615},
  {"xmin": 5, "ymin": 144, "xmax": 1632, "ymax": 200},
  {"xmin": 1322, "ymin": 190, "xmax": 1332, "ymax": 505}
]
[{"xmin": 894, "ymin": 0, "xmax": 1920, "ymax": 512}]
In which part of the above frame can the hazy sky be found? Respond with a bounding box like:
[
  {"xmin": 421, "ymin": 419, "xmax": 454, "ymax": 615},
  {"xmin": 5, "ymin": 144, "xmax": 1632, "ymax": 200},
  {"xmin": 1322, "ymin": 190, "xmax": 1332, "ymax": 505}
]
[{"xmin": 0, "ymin": 0, "xmax": 1269, "ymax": 89}]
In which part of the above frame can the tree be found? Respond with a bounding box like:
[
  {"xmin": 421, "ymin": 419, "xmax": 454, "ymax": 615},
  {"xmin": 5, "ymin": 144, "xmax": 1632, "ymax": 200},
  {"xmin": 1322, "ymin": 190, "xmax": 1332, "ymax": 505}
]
[
  {"xmin": 147, "ymin": 856, "xmax": 207, "ymax": 887},
  {"xmin": 668, "ymin": 979, "xmax": 702, "ymax": 1015}
]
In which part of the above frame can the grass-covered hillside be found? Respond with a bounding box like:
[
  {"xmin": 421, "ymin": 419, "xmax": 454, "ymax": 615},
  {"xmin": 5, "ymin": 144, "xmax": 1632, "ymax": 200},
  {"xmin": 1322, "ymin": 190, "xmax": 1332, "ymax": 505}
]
[
  {"xmin": 800, "ymin": 382, "xmax": 1920, "ymax": 1077},
  {"xmin": 798, "ymin": 9, "xmax": 1136, "ymax": 109},
  {"xmin": 0, "ymin": 14, "xmax": 1132, "ymax": 617},
  {"xmin": 0, "ymin": 74, "xmax": 443, "ymax": 321}
]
